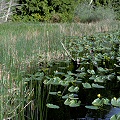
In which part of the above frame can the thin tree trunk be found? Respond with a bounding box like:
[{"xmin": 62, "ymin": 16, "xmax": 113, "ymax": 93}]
[
  {"xmin": 5, "ymin": 0, "xmax": 12, "ymax": 22},
  {"xmin": 89, "ymin": 0, "xmax": 93, "ymax": 5}
]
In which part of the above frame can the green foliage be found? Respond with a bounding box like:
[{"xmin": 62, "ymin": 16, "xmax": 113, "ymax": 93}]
[
  {"xmin": 74, "ymin": 3, "xmax": 116, "ymax": 23},
  {"xmin": 13, "ymin": 0, "xmax": 81, "ymax": 22},
  {"xmin": 111, "ymin": 0, "xmax": 120, "ymax": 20},
  {"xmin": 110, "ymin": 112, "xmax": 120, "ymax": 120},
  {"xmin": 93, "ymin": 0, "xmax": 120, "ymax": 20}
]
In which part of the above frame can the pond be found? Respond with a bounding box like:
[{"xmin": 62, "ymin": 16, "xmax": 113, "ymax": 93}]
[{"xmin": 24, "ymin": 31, "xmax": 120, "ymax": 120}]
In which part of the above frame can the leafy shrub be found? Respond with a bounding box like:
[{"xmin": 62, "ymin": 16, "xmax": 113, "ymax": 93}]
[
  {"xmin": 112, "ymin": 0, "xmax": 120, "ymax": 20},
  {"xmin": 13, "ymin": 0, "xmax": 81, "ymax": 22},
  {"xmin": 74, "ymin": 3, "xmax": 116, "ymax": 23}
]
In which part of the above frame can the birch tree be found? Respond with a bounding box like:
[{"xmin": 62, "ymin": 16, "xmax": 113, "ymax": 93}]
[{"xmin": 0, "ymin": 0, "xmax": 18, "ymax": 23}]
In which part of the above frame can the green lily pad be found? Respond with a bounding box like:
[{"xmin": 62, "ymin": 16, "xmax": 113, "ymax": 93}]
[
  {"xmin": 62, "ymin": 94, "xmax": 69, "ymax": 99},
  {"xmin": 92, "ymin": 98, "xmax": 104, "ymax": 106},
  {"xmin": 82, "ymin": 83, "xmax": 91, "ymax": 89},
  {"xmin": 64, "ymin": 98, "xmax": 70, "ymax": 105},
  {"xmin": 111, "ymin": 97, "xmax": 120, "ymax": 107},
  {"xmin": 69, "ymin": 100, "xmax": 81, "ymax": 107},
  {"xmin": 78, "ymin": 72, "xmax": 86, "ymax": 78},
  {"xmin": 94, "ymin": 76, "xmax": 104, "ymax": 83},
  {"xmin": 54, "ymin": 72, "xmax": 65, "ymax": 75},
  {"xmin": 107, "ymin": 74, "xmax": 115, "ymax": 80},
  {"xmin": 103, "ymin": 98, "xmax": 110, "ymax": 105},
  {"xmin": 117, "ymin": 76, "xmax": 120, "ymax": 81},
  {"xmin": 46, "ymin": 103, "xmax": 60, "ymax": 109},
  {"xmin": 49, "ymin": 92, "xmax": 57, "ymax": 95},
  {"xmin": 85, "ymin": 105, "xmax": 99, "ymax": 110},
  {"xmin": 60, "ymin": 81, "xmax": 69, "ymax": 86},
  {"xmin": 68, "ymin": 86, "xmax": 79, "ymax": 92},
  {"xmin": 43, "ymin": 79, "xmax": 53, "ymax": 85},
  {"xmin": 65, "ymin": 76, "xmax": 74, "ymax": 82},
  {"xmin": 111, "ymin": 98, "xmax": 118, "ymax": 106},
  {"xmin": 69, "ymin": 94, "xmax": 79, "ymax": 99},
  {"xmin": 110, "ymin": 114, "xmax": 117, "ymax": 120},
  {"xmin": 87, "ymin": 69, "xmax": 95, "ymax": 74},
  {"xmin": 98, "ymin": 67, "xmax": 106, "ymax": 72},
  {"xmin": 89, "ymin": 75, "xmax": 96, "ymax": 80},
  {"xmin": 53, "ymin": 77, "xmax": 61, "ymax": 85},
  {"xmin": 92, "ymin": 83, "xmax": 105, "ymax": 88},
  {"xmin": 79, "ymin": 46, "xmax": 83, "ymax": 52}
]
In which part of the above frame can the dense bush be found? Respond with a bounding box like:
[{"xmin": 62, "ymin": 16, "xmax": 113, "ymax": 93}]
[
  {"xmin": 74, "ymin": 3, "xmax": 116, "ymax": 23},
  {"xmin": 12, "ymin": 0, "xmax": 82, "ymax": 22},
  {"xmin": 12, "ymin": 0, "xmax": 120, "ymax": 22}
]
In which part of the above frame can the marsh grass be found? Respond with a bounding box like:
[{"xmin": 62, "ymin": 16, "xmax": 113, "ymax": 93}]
[{"xmin": 0, "ymin": 20, "xmax": 120, "ymax": 119}]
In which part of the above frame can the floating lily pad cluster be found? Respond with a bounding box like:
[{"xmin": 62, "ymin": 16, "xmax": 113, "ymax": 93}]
[
  {"xmin": 23, "ymin": 31, "xmax": 120, "ymax": 119},
  {"xmin": 44, "ymin": 31, "xmax": 120, "ymax": 113}
]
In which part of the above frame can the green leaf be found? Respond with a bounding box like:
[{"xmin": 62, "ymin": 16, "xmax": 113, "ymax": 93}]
[
  {"xmin": 34, "ymin": 72, "xmax": 44, "ymax": 77},
  {"xmin": 92, "ymin": 98, "xmax": 104, "ymax": 106},
  {"xmin": 85, "ymin": 105, "xmax": 99, "ymax": 110},
  {"xmin": 54, "ymin": 71, "xmax": 65, "ymax": 75},
  {"xmin": 60, "ymin": 81, "xmax": 69, "ymax": 86},
  {"xmin": 110, "ymin": 115, "xmax": 117, "ymax": 120},
  {"xmin": 89, "ymin": 75, "xmax": 96, "ymax": 80},
  {"xmin": 111, "ymin": 97, "xmax": 120, "ymax": 106},
  {"xmin": 98, "ymin": 67, "xmax": 106, "ymax": 72},
  {"xmin": 43, "ymin": 79, "xmax": 53, "ymax": 85},
  {"xmin": 79, "ymin": 46, "xmax": 83, "ymax": 52},
  {"xmin": 69, "ymin": 94, "xmax": 78, "ymax": 99},
  {"xmin": 69, "ymin": 100, "xmax": 81, "ymax": 107},
  {"xmin": 87, "ymin": 69, "xmax": 95, "ymax": 74},
  {"xmin": 94, "ymin": 76, "xmax": 104, "ymax": 83},
  {"xmin": 107, "ymin": 74, "xmax": 115, "ymax": 80},
  {"xmin": 68, "ymin": 86, "xmax": 79, "ymax": 92},
  {"xmin": 58, "ymin": 67, "xmax": 66, "ymax": 69},
  {"xmin": 103, "ymin": 98, "xmax": 110, "ymax": 105},
  {"xmin": 62, "ymin": 94, "xmax": 69, "ymax": 99},
  {"xmin": 77, "ymin": 72, "xmax": 86, "ymax": 78},
  {"xmin": 75, "ymin": 79, "xmax": 82, "ymax": 84},
  {"xmin": 64, "ymin": 99, "xmax": 70, "ymax": 105},
  {"xmin": 46, "ymin": 103, "xmax": 60, "ymax": 109},
  {"xmin": 92, "ymin": 83, "xmax": 105, "ymax": 88},
  {"xmin": 111, "ymin": 98, "xmax": 117, "ymax": 106},
  {"xmin": 117, "ymin": 76, "xmax": 120, "ymax": 81},
  {"xmin": 65, "ymin": 76, "xmax": 74, "ymax": 82},
  {"xmin": 53, "ymin": 77, "xmax": 61, "ymax": 85},
  {"xmin": 49, "ymin": 92, "xmax": 57, "ymax": 95},
  {"xmin": 82, "ymin": 83, "xmax": 91, "ymax": 89}
]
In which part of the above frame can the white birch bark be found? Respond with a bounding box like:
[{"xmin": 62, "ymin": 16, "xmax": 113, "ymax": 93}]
[{"xmin": 89, "ymin": 0, "xmax": 93, "ymax": 5}]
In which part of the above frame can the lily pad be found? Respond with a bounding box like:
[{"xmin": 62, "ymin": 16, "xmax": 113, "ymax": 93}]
[
  {"xmin": 85, "ymin": 105, "xmax": 99, "ymax": 110},
  {"xmin": 69, "ymin": 100, "xmax": 81, "ymax": 107},
  {"xmin": 64, "ymin": 99, "xmax": 70, "ymax": 105},
  {"xmin": 92, "ymin": 83, "xmax": 105, "ymax": 88},
  {"xmin": 87, "ymin": 69, "xmax": 95, "ymax": 74},
  {"xmin": 117, "ymin": 76, "xmax": 120, "ymax": 81},
  {"xmin": 92, "ymin": 98, "xmax": 104, "ymax": 106},
  {"xmin": 62, "ymin": 94, "xmax": 69, "ymax": 99},
  {"xmin": 98, "ymin": 67, "xmax": 107, "ymax": 72},
  {"xmin": 68, "ymin": 86, "xmax": 79, "ymax": 92},
  {"xmin": 46, "ymin": 103, "xmax": 60, "ymax": 109},
  {"xmin": 94, "ymin": 76, "xmax": 104, "ymax": 83},
  {"xmin": 49, "ymin": 92, "xmax": 57, "ymax": 95},
  {"xmin": 82, "ymin": 83, "xmax": 91, "ymax": 89}
]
